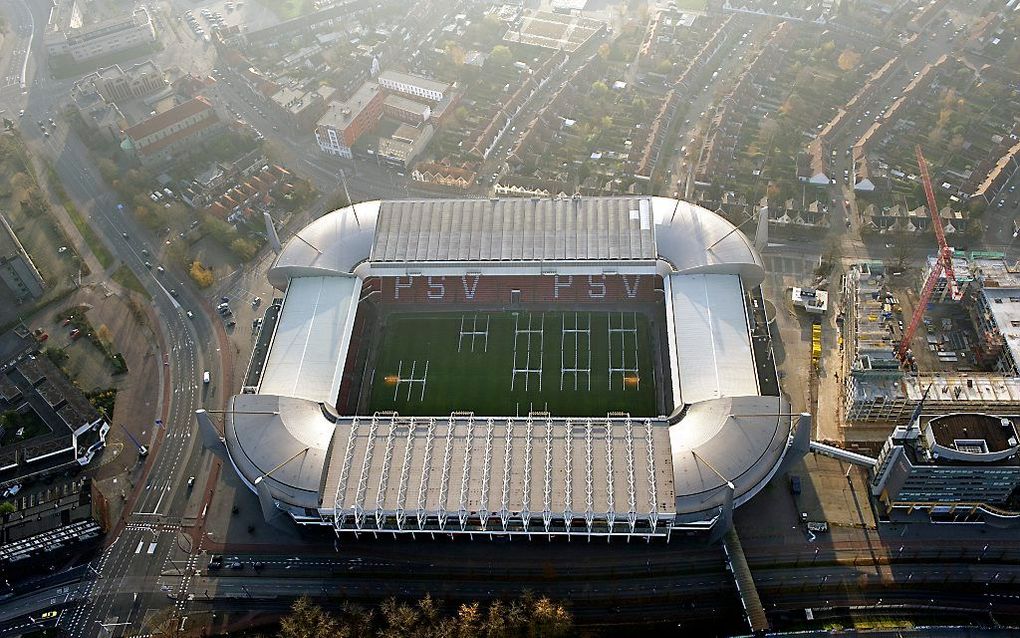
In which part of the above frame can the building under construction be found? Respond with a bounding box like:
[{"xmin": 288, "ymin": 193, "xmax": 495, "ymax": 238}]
[{"xmin": 844, "ymin": 255, "xmax": 1020, "ymax": 423}]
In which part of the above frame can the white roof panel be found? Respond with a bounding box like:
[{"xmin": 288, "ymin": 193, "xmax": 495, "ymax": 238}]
[
  {"xmin": 670, "ymin": 273, "xmax": 758, "ymax": 404},
  {"xmin": 259, "ymin": 276, "xmax": 360, "ymax": 403}
]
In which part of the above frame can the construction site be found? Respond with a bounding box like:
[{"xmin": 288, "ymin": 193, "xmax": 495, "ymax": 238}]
[{"xmin": 841, "ymin": 148, "xmax": 1020, "ymax": 426}]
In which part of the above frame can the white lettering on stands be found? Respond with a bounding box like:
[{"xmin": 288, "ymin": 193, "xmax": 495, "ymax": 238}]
[
  {"xmin": 622, "ymin": 275, "xmax": 641, "ymax": 298},
  {"xmin": 461, "ymin": 274, "xmax": 481, "ymax": 300},
  {"xmin": 426, "ymin": 276, "xmax": 446, "ymax": 299},
  {"xmin": 395, "ymin": 275, "xmax": 415, "ymax": 299},
  {"xmin": 553, "ymin": 275, "xmax": 573, "ymax": 299},
  {"xmin": 587, "ymin": 274, "xmax": 607, "ymax": 299}
]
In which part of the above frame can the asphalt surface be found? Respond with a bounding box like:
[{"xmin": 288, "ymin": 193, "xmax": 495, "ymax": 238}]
[{"xmin": 0, "ymin": 2, "xmax": 220, "ymax": 635}]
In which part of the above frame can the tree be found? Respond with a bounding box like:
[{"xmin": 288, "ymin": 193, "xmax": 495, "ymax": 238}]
[
  {"xmin": 890, "ymin": 239, "xmax": 912, "ymax": 270},
  {"xmin": 43, "ymin": 346, "xmax": 69, "ymax": 367},
  {"xmin": 0, "ymin": 501, "xmax": 15, "ymax": 517},
  {"xmin": 189, "ymin": 260, "xmax": 214, "ymax": 288},
  {"xmin": 96, "ymin": 324, "xmax": 112, "ymax": 348},
  {"xmin": 230, "ymin": 237, "xmax": 258, "ymax": 261},
  {"xmin": 445, "ymin": 42, "xmax": 466, "ymax": 67},
  {"xmin": 837, "ymin": 48, "xmax": 861, "ymax": 71},
  {"xmin": 489, "ymin": 45, "xmax": 513, "ymax": 68},
  {"xmin": 280, "ymin": 597, "xmax": 340, "ymax": 638}
]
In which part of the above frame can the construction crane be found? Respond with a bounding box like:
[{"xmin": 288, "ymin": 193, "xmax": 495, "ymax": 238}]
[{"xmin": 896, "ymin": 145, "xmax": 961, "ymax": 363}]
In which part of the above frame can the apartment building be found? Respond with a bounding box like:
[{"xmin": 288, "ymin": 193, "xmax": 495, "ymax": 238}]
[
  {"xmin": 46, "ymin": 8, "xmax": 157, "ymax": 63},
  {"xmin": 0, "ymin": 215, "xmax": 45, "ymax": 301},
  {"xmin": 378, "ymin": 70, "xmax": 450, "ymax": 102},
  {"xmin": 123, "ymin": 96, "xmax": 223, "ymax": 167},
  {"xmin": 314, "ymin": 82, "xmax": 384, "ymax": 159}
]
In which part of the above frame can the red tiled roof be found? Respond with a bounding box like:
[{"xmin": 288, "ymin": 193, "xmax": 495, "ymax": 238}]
[
  {"xmin": 125, "ymin": 97, "xmax": 214, "ymax": 142},
  {"xmin": 135, "ymin": 115, "xmax": 221, "ymax": 157}
]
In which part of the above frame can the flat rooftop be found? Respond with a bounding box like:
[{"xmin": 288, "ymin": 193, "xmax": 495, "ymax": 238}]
[
  {"xmin": 979, "ymin": 287, "xmax": 1020, "ymax": 373},
  {"xmin": 378, "ymin": 70, "xmax": 450, "ymax": 95},
  {"xmin": 317, "ymin": 82, "xmax": 380, "ymax": 130},
  {"xmin": 927, "ymin": 413, "xmax": 1019, "ymax": 453}
]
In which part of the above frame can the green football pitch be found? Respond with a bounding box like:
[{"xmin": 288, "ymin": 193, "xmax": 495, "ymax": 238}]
[{"xmin": 366, "ymin": 311, "xmax": 658, "ymax": 417}]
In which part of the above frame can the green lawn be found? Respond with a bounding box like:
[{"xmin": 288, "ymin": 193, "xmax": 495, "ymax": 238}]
[
  {"xmin": 111, "ymin": 264, "xmax": 150, "ymax": 300},
  {"xmin": 367, "ymin": 311, "xmax": 657, "ymax": 417}
]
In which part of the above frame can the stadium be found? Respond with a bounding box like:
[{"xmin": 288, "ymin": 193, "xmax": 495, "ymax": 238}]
[{"xmin": 203, "ymin": 196, "xmax": 810, "ymax": 541}]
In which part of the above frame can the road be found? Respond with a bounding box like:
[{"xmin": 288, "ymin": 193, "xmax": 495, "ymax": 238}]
[{"xmin": 0, "ymin": 1, "xmax": 226, "ymax": 635}]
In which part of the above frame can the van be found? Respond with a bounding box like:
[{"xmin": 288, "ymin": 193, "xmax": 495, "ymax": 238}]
[
  {"xmin": 789, "ymin": 475, "xmax": 801, "ymax": 495},
  {"xmin": 203, "ymin": 371, "xmax": 211, "ymax": 384}
]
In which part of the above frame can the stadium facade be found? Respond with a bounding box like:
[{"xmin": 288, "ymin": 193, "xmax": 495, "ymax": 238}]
[{"xmin": 203, "ymin": 196, "xmax": 809, "ymax": 541}]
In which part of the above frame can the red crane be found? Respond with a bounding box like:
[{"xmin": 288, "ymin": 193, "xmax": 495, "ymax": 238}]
[{"xmin": 896, "ymin": 145, "xmax": 960, "ymax": 362}]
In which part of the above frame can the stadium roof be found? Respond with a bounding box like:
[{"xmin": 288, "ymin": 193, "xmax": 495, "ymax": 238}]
[
  {"xmin": 269, "ymin": 197, "xmax": 766, "ymax": 287},
  {"xmin": 225, "ymin": 394, "xmax": 337, "ymax": 510},
  {"xmin": 669, "ymin": 274, "xmax": 758, "ymax": 404},
  {"xmin": 257, "ymin": 276, "xmax": 359, "ymax": 403},
  {"xmin": 321, "ymin": 413, "xmax": 675, "ymax": 525},
  {"xmin": 670, "ymin": 396, "xmax": 794, "ymax": 518},
  {"xmin": 370, "ymin": 198, "xmax": 656, "ymax": 263}
]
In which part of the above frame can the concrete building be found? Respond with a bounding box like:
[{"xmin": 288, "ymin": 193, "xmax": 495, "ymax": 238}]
[
  {"xmin": 871, "ymin": 413, "xmax": 1020, "ymax": 524},
  {"xmin": 382, "ymin": 94, "xmax": 431, "ymax": 125},
  {"xmin": 45, "ymin": 8, "xmax": 157, "ymax": 63},
  {"xmin": 123, "ymin": 97, "xmax": 222, "ymax": 167},
  {"xmin": 79, "ymin": 60, "xmax": 166, "ymax": 103},
  {"xmin": 378, "ymin": 70, "xmax": 450, "ymax": 102},
  {"xmin": 268, "ymin": 85, "xmax": 336, "ymax": 131},
  {"xmin": 314, "ymin": 82, "xmax": 384, "ymax": 159},
  {"xmin": 0, "ymin": 215, "xmax": 45, "ymax": 301},
  {"xmin": 376, "ymin": 123, "xmax": 433, "ymax": 169}
]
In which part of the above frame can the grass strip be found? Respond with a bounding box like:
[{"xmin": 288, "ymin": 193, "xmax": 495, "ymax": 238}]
[{"xmin": 111, "ymin": 264, "xmax": 151, "ymax": 300}]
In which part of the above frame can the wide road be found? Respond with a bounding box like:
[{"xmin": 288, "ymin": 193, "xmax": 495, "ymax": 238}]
[{"xmin": 0, "ymin": 3, "xmax": 224, "ymax": 636}]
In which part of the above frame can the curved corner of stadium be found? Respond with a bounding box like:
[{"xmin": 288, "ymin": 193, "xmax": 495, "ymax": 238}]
[{"xmin": 220, "ymin": 196, "xmax": 807, "ymax": 541}]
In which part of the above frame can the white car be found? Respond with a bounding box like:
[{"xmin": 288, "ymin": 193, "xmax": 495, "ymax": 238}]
[{"xmin": 2, "ymin": 484, "xmax": 21, "ymax": 497}]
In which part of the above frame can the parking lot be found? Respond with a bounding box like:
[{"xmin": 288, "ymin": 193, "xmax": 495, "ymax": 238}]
[{"xmin": 178, "ymin": 0, "xmax": 282, "ymax": 40}]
